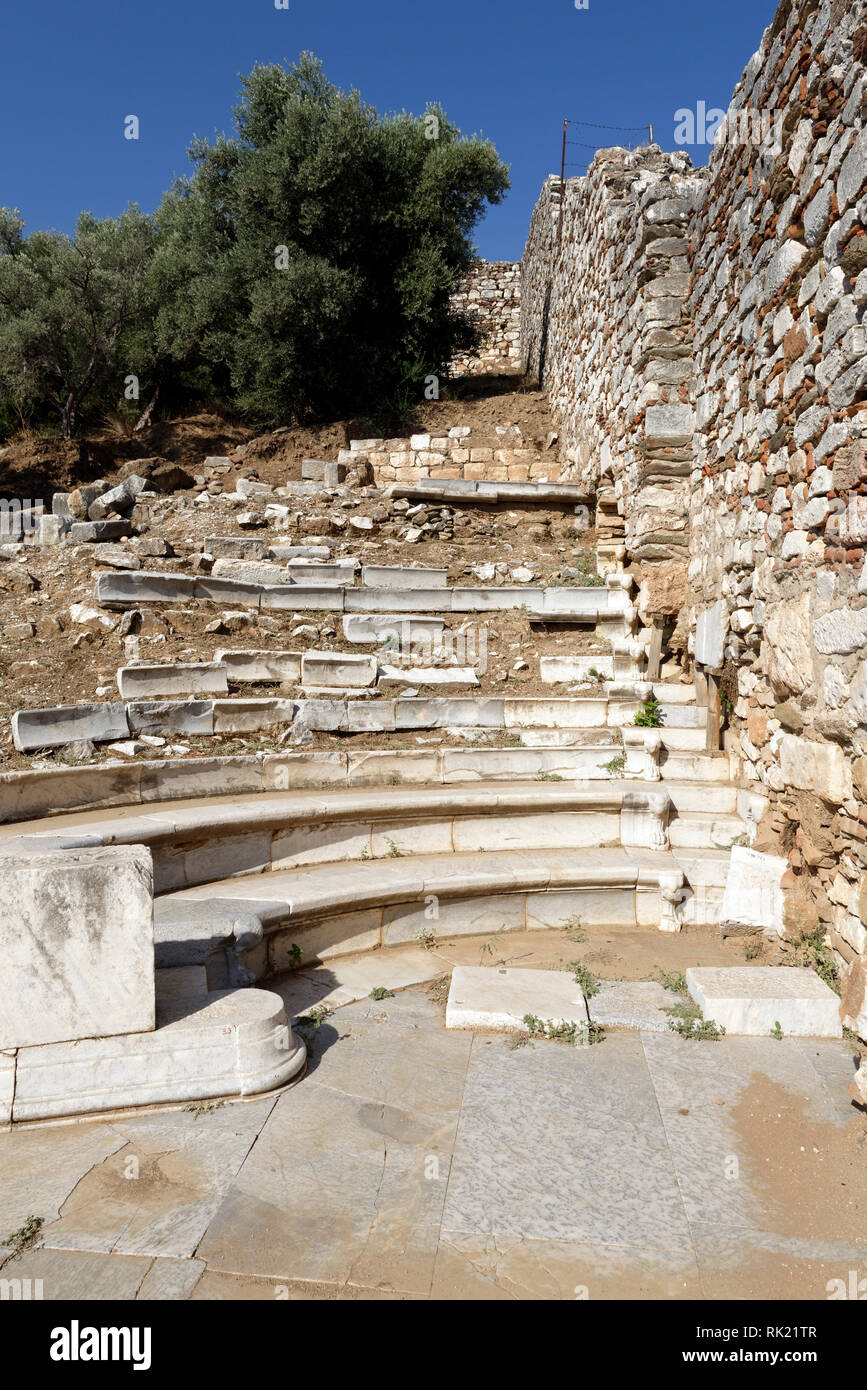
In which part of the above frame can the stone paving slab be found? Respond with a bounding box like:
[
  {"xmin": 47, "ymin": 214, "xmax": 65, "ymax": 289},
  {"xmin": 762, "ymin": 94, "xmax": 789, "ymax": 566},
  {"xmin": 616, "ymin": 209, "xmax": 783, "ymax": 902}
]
[
  {"xmin": 1, "ymin": 977, "xmax": 863, "ymax": 1302},
  {"xmin": 430, "ymin": 1231, "xmax": 702, "ymax": 1301},
  {"xmin": 195, "ymin": 1081, "xmax": 457, "ymax": 1288},
  {"xmin": 0, "ymin": 1247, "xmax": 153, "ymax": 1300},
  {"xmin": 38, "ymin": 1098, "xmax": 276, "ymax": 1260},
  {"xmin": 0, "ymin": 1123, "xmax": 128, "ymax": 1234},
  {"xmin": 640, "ymin": 1032, "xmax": 864, "ymax": 1233},
  {"xmin": 590, "ymin": 980, "xmax": 682, "ymax": 1033},
  {"xmin": 443, "ymin": 1033, "xmax": 694, "ymax": 1253},
  {"xmin": 137, "ymin": 1256, "xmax": 206, "ymax": 1300},
  {"xmin": 689, "ymin": 1224, "xmax": 867, "ymax": 1302}
]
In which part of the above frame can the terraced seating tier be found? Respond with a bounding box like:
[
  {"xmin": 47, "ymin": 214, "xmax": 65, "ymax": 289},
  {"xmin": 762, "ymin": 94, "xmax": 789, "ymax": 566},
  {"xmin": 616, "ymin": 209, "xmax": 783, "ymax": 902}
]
[
  {"xmin": 158, "ymin": 845, "xmax": 730, "ymax": 985},
  {"xmin": 11, "ymin": 691, "xmax": 707, "ymax": 752},
  {"xmin": 0, "ymin": 744, "xmax": 742, "ymax": 825}
]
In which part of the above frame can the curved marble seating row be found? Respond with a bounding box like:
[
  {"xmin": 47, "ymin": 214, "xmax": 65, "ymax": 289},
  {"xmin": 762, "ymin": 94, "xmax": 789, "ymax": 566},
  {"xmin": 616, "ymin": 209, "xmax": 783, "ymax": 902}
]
[
  {"xmin": 155, "ymin": 845, "xmax": 731, "ymax": 987},
  {"xmin": 0, "ymin": 743, "xmax": 737, "ymax": 826}
]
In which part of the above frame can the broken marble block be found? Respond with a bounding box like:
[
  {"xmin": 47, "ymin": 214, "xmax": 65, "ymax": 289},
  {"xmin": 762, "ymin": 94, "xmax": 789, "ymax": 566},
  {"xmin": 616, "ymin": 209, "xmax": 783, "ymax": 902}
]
[
  {"xmin": 0, "ymin": 844, "xmax": 155, "ymax": 1049},
  {"xmin": 719, "ymin": 846, "xmax": 787, "ymax": 937}
]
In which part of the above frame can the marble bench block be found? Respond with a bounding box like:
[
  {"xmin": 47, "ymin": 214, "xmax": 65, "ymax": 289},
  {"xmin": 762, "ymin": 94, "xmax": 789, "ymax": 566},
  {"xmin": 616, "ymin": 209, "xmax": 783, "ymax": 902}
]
[
  {"xmin": 446, "ymin": 965, "xmax": 588, "ymax": 1033},
  {"xmin": 0, "ymin": 845, "xmax": 155, "ymax": 1050},
  {"xmin": 12, "ymin": 988, "xmax": 306, "ymax": 1121},
  {"xmin": 12, "ymin": 703, "xmax": 130, "ymax": 751},
  {"xmin": 361, "ymin": 564, "xmax": 448, "ymax": 590},
  {"xmin": 216, "ymin": 649, "xmax": 303, "ymax": 683},
  {"xmin": 117, "ymin": 662, "xmax": 229, "ymax": 699},
  {"xmin": 686, "ymin": 966, "xmax": 842, "ymax": 1038}
]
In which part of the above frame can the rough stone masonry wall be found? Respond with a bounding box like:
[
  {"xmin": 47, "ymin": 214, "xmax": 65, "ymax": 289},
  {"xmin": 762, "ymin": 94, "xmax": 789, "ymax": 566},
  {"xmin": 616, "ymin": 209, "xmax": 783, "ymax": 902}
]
[
  {"xmin": 343, "ymin": 425, "xmax": 561, "ymax": 484},
  {"xmin": 683, "ymin": 0, "xmax": 867, "ymax": 1026},
  {"xmin": 450, "ymin": 260, "xmax": 522, "ymax": 376},
  {"xmin": 513, "ymin": 0, "xmax": 867, "ymax": 1022},
  {"xmin": 521, "ymin": 154, "xmax": 705, "ymax": 623}
]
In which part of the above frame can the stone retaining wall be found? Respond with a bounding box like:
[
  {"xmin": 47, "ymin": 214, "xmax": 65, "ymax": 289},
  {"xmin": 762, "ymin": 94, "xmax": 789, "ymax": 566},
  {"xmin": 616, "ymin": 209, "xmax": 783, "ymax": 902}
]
[
  {"xmin": 508, "ymin": 0, "xmax": 867, "ymax": 1005},
  {"xmin": 342, "ymin": 426, "xmax": 561, "ymax": 484},
  {"xmin": 681, "ymin": 0, "xmax": 867, "ymax": 1015},
  {"xmin": 520, "ymin": 153, "xmax": 704, "ymax": 621},
  {"xmin": 450, "ymin": 260, "xmax": 522, "ymax": 376}
]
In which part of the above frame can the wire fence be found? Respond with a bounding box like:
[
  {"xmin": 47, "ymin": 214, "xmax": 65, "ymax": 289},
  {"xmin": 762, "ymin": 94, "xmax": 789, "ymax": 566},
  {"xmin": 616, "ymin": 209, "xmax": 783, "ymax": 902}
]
[{"xmin": 557, "ymin": 118, "xmax": 653, "ymax": 239}]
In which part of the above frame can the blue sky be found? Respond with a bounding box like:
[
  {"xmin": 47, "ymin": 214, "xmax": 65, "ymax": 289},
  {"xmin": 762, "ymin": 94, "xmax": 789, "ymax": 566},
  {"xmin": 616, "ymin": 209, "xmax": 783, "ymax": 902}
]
[{"xmin": 1, "ymin": 0, "xmax": 778, "ymax": 260}]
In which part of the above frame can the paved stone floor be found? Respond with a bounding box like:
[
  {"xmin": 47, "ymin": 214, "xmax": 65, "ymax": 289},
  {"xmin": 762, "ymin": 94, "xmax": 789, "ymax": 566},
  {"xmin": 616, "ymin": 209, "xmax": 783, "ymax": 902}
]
[{"xmin": 2, "ymin": 984, "xmax": 866, "ymax": 1301}]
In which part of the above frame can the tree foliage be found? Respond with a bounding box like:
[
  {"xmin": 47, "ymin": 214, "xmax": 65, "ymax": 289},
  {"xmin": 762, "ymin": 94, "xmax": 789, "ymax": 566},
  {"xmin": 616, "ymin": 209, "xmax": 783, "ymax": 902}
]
[{"xmin": 0, "ymin": 54, "xmax": 509, "ymax": 438}]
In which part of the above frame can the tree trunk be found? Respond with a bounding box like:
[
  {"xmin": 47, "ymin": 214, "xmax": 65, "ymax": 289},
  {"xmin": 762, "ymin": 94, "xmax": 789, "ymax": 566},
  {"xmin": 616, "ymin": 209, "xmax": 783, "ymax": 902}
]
[
  {"xmin": 134, "ymin": 383, "xmax": 160, "ymax": 433},
  {"xmin": 61, "ymin": 395, "xmax": 76, "ymax": 438}
]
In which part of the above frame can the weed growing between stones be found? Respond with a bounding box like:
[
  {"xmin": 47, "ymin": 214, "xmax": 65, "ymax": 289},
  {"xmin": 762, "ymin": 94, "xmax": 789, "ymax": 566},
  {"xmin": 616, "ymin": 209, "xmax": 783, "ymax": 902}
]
[
  {"xmin": 634, "ymin": 695, "xmax": 664, "ymax": 728},
  {"xmin": 296, "ymin": 1005, "xmax": 330, "ymax": 1037},
  {"xmin": 535, "ymin": 771, "xmax": 564, "ymax": 782},
  {"xmin": 567, "ymin": 961, "xmax": 600, "ymax": 999},
  {"xmin": 479, "ymin": 925, "xmax": 508, "ymax": 964},
  {"xmin": 653, "ymin": 967, "xmax": 688, "ymax": 995},
  {"xmin": 771, "ymin": 1020, "xmax": 784, "ymax": 1041},
  {"xmin": 370, "ymin": 986, "xmax": 394, "ymax": 1000},
  {"xmin": 561, "ymin": 915, "xmax": 588, "ymax": 944},
  {"xmin": 602, "ymin": 753, "xmax": 626, "ymax": 774},
  {"xmin": 521, "ymin": 1014, "xmax": 604, "ymax": 1046},
  {"xmin": 786, "ymin": 927, "xmax": 840, "ymax": 994},
  {"xmin": 182, "ymin": 1100, "xmax": 226, "ymax": 1117},
  {"xmin": 665, "ymin": 1002, "xmax": 726, "ymax": 1041},
  {"xmin": 426, "ymin": 975, "xmax": 450, "ymax": 1009},
  {"xmin": 416, "ymin": 927, "xmax": 436, "ymax": 950},
  {"xmin": 1, "ymin": 1215, "xmax": 43, "ymax": 1259}
]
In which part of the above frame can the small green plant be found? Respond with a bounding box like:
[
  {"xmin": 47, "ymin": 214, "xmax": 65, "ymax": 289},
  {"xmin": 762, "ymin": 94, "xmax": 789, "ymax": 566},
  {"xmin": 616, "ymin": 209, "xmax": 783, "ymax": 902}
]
[
  {"xmin": 296, "ymin": 1004, "xmax": 330, "ymax": 1034},
  {"xmin": 427, "ymin": 975, "xmax": 450, "ymax": 1008},
  {"xmin": 602, "ymin": 753, "xmax": 626, "ymax": 774},
  {"xmin": 665, "ymin": 1002, "xmax": 726, "ymax": 1041},
  {"xmin": 567, "ymin": 961, "xmax": 599, "ymax": 999},
  {"xmin": 787, "ymin": 927, "xmax": 840, "ymax": 994},
  {"xmin": 416, "ymin": 926, "xmax": 436, "ymax": 950},
  {"xmin": 2, "ymin": 1215, "xmax": 43, "ymax": 1258},
  {"xmin": 503, "ymin": 732, "xmax": 524, "ymax": 747},
  {"xmin": 743, "ymin": 938, "xmax": 762, "ymax": 960},
  {"xmin": 771, "ymin": 1020, "xmax": 784, "ymax": 1041},
  {"xmin": 370, "ymin": 986, "xmax": 394, "ymax": 1000},
  {"xmin": 573, "ymin": 553, "xmax": 605, "ymax": 588},
  {"xmin": 634, "ymin": 695, "xmax": 664, "ymax": 728},
  {"xmin": 535, "ymin": 771, "xmax": 564, "ymax": 782},
  {"xmin": 654, "ymin": 968, "xmax": 688, "ymax": 995},
  {"xmin": 183, "ymin": 1100, "xmax": 226, "ymax": 1117},
  {"xmin": 587, "ymin": 668, "xmax": 606, "ymax": 683},
  {"xmin": 561, "ymin": 914, "xmax": 587, "ymax": 944},
  {"xmin": 479, "ymin": 925, "xmax": 508, "ymax": 963},
  {"xmin": 522, "ymin": 1014, "xmax": 604, "ymax": 1046},
  {"xmin": 359, "ymin": 846, "xmax": 371, "ymax": 861},
  {"xmin": 730, "ymin": 832, "xmax": 750, "ymax": 848},
  {"xmin": 285, "ymin": 943, "xmax": 302, "ymax": 969},
  {"xmin": 384, "ymin": 837, "xmax": 401, "ymax": 858}
]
